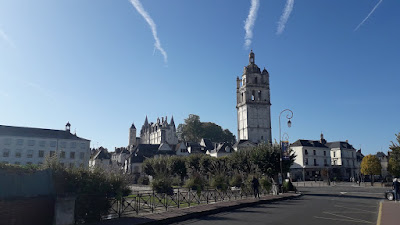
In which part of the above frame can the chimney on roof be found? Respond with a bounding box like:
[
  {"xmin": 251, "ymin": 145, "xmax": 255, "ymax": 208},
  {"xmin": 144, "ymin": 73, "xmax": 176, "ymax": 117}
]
[
  {"xmin": 346, "ymin": 140, "xmax": 348, "ymax": 143},
  {"xmin": 65, "ymin": 122, "xmax": 71, "ymax": 132}
]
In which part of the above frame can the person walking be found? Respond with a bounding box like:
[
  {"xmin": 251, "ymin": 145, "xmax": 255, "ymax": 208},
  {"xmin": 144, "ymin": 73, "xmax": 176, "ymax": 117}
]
[
  {"xmin": 393, "ymin": 178, "xmax": 400, "ymax": 202},
  {"xmin": 252, "ymin": 176, "xmax": 260, "ymax": 198}
]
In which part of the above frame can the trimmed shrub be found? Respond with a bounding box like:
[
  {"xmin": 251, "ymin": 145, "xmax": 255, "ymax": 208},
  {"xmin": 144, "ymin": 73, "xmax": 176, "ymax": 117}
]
[
  {"xmin": 138, "ymin": 176, "xmax": 150, "ymax": 185},
  {"xmin": 152, "ymin": 178, "xmax": 173, "ymax": 195},
  {"xmin": 283, "ymin": 180, "xmax": 296, "ymax": 192},
  {"xmin": 211, "ymin": 174, "xmax": 229, "ymax": 192},
  {"xmin": 260, "ymin": 177, "xmax": 272, "ymax": 192}
]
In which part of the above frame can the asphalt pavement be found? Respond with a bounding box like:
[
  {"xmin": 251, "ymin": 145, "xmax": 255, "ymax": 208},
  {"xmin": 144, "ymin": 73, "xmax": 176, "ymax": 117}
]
[{"xmin": 172, "ymin": 185, "xmax": 385, "ymax": 225}]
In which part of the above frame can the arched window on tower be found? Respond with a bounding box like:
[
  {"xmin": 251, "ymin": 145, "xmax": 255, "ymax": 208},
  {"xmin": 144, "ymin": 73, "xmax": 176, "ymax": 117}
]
[
  {"xmin": 255, "ymin": 77, "xmax": 258, "ymax": 84},
  {"xmin": 251, "ymin": 90, "xmax": 255, "ymax": 101},
  {"xmin": 241, "ymin": 93, "xmax": 244, "ymax": 102},
  {"xmin": 258, "ymin": 91, "xmax": 261, "ymax": 100}
]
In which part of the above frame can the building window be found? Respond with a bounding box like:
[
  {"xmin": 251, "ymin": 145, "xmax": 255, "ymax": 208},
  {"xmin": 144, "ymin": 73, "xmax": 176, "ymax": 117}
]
[
  {"xmin": 305, "ymin": 149, "xmax": 308, "ymax": 155},
  {"xmin": 16, "ymin": 139, "xmax": 24, "ymax": 146},
  {"xmin": 255, "ymin": 77, "xmax": 258, "ymax": 84},
  {"xmin": 305, "ymin": 158, "xmax": 308, "ymax": 165},
  {"xmin": 324, "ymin": 151, "xmax": 326, "ymax": 156},
  {"xmin": 79, "ymin": 152, "xmax": 85, "ymax": 159},
  {"xmin": 313, "ymin": 150, "xmax": 316, "ymax": 155},
  {"xmin": 4, "ymin": 138, "xmax": 11, "ymax": 145},
  {"xmin": 50, "ymin": 151, "xmax": 55, "ymax": 157},
  {"xmin": 39, "ymin": 141, "xmax": 45, "ymax": 147},
  {"xmin": 241, "ymin": 93, "xmax": 244, "ymax": 102},
  {"xmin": 15, "ymin": 150, "xmax": 22, "ymax": 158},
  {"xmin": 70, "ymin": 142, "xmax": 76, "ymax": 148},
  {"xmin": 333, "ymin": 152, "xmax": 336, "ymax": 157},
  {"xmin": 70, "ymin": 152, "xmax": 75, "ymax": 159},
  {"xmin": 251, "ymin": 90, "xmax": 255, "ymax": 101},
  {"xmin": 3, "ymin": 149, "xmax": 10, "ymax": 157},
  {"xmin": 27, "ymin": 150, "xmax": 33, "ymax": 158},
  {"xmin": 50, "ymin": 141, "xmax": 56, "ymax": 147},
  {"xmin": 39, "ymin": 150, "xmax": 44, "ymax": 158},
  {"xmin": 352, "ymin": 152, "xmax": 354, "ymax": 158},
  {"xmin": 324, "ymin": 159, "xmax": 327, "ymax": 166},
  {"xmin": 347, "ymin": 160, "xmax": 349, "ymax": 166},
  {"xmin": 60, "ymin": 151, "xmax": 66, "ymax": 159},
  {"xmin": 28, "ymin": 140, "xmax": 35, "ymax": 146},
  {"xmin": 314, "ymin": 159, "xmax": 317, "ymax": 166}
]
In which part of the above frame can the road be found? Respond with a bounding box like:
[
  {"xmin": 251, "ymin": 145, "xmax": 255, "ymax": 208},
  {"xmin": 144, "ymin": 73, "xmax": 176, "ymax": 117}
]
[{"xmin": 172, "ymin": 184, "xmax": 386, "ymax": 225}]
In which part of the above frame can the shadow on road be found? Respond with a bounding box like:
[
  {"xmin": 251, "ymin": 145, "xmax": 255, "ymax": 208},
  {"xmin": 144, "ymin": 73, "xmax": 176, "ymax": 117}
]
[{"xmin": 303, "ymin": 193, "xmax": 384, "ymax": 200}]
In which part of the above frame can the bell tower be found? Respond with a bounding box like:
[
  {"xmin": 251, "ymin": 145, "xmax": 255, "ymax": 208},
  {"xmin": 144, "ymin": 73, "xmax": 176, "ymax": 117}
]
[{"xmin": 236, "ymin": 50, "xmax": 272, "ymax": 144}]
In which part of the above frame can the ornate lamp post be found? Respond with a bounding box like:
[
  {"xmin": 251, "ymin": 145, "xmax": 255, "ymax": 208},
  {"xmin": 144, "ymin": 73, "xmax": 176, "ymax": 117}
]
[{"xmin": 279, "ymin": 109, "xmax": 293, "ymax": 193}]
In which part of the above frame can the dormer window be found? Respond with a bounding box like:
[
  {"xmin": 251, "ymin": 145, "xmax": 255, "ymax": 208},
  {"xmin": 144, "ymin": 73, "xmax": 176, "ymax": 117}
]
[{"xmin": 255, "ymin": 77, "xmax": 258, "ymax": 84}]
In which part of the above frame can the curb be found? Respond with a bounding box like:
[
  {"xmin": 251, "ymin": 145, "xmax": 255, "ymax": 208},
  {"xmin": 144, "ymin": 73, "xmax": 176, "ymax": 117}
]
[{"xmin": 139, "ymin": 194, "xmax": 302, "ymax": 225}]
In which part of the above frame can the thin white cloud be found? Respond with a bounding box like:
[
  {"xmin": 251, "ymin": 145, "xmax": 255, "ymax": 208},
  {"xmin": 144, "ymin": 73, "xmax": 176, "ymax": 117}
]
[
  {"xmin": 244, "ymin": 0, "xmax": 260, "ymax": 49},
  {"xmin": 130, "ymin": 0, "xmax": 167, "ymax": 63},
  {"xmin": 0, "ymin": 28, "xmax": 16, "ymax": 48},
  {"xmin": 276, "ymin": 0, "xmax": 294, "ymax": 35},
  {"xmin": 354, "ymin": 0, "xmax": 383, "ymax": 31}
]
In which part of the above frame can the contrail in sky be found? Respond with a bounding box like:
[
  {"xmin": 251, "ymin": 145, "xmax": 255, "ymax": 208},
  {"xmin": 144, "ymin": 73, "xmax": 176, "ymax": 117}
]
[
  {"xmin": 276, "ymin": 0, "xmax": 294, "ymax": 35},
  {"xmin": 244, "ymin": 0, "xmax": 260, "ymax": 49},
  {"xmin": 354, "ymin": 0, "xmax": 383, "ymax": 31},
  {"xmin": 130, "ymin": 0, "xmax": 167, "ymax": 63},
  {"xmin": 0, "ymin": 28, "xmax": 15, "ymax": 48}
]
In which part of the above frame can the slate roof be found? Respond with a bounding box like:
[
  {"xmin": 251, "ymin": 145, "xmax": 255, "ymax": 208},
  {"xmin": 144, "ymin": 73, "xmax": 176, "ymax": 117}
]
[
  {"xmin": 200, "ymin": 138, "xmax": 214, "ymax": 150},
  {"xmin": 0, "ymin": 125, "xmax": 89, "ymax": 141},
  {"xmin": 376, "ymin": 152, "xmax": 387, "ymax": 158},
  {"xmin": 326, "ymin": 142, "xmax": 355, "ymax": 150},
  {"xmin": 129, "ymin": 144, "xmax": 175, "ymax": 163},
  {"xmin": 208, "ymin": 142, "xmax": 233, "ymax": 154},
  {"xmin": 233, "ymin": 140, "xmax": 256, "ymax": 149},
  {"xmin": 291, "ymin": 139, "xmax": 329, "ymax": 148},
  {"xmin": 91, "ymin": 148, "xmax": 111, "ymax": 160}
]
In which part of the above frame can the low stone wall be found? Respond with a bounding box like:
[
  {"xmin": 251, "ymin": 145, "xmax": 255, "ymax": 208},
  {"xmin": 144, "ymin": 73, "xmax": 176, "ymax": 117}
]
[{"xmin": 0, "ymin": 196, "xmax": 55, "ymax": 225}]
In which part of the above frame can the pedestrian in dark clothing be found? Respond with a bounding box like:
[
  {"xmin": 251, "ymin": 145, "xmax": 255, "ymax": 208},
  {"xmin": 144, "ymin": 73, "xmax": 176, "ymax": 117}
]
[
  {"xmin": 252, "ymin": 177, "xmax": 260, "ymax": 198},
  {"xmin": 393, "ymin": 178, "xmax": 400, "ymax": 202}
]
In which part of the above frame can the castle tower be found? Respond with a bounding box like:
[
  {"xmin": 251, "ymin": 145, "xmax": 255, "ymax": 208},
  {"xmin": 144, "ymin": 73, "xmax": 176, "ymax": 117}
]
[
  {"xmin": 236, "ymin": 50, "xmax": 272, "ymax": 144},
  {"xmin": 129, "ymin": 123, "xmax": 137, "ymax": 147}
]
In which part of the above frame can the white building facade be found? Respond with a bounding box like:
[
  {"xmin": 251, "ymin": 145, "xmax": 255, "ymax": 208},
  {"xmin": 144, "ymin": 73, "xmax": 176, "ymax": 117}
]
[
  {"xmin": 0, "ymin": 123, "xmax": 91, "ymax": 168},
  {"xmin": 236, "ymin": 50, "xmax": 272, "ymax": 144},
  {"xmin": 290, "ymin": 137, "xmax": 331, "ymax": 181}
]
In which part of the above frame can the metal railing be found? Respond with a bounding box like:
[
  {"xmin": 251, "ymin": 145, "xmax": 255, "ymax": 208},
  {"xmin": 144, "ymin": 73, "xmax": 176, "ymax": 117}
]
[{"xmin": 75, "ymin": 187, "xmax": 270, "ymax": 223}]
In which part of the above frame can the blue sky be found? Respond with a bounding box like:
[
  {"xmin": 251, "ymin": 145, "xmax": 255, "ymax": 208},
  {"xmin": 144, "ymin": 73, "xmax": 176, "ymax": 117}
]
[{"xmin": 0, "ymin": 0, "xmax": 399, "ymax": 155}]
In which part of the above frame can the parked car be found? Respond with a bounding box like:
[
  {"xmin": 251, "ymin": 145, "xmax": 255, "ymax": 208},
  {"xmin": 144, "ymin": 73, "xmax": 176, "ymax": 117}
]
[{"xmin": 385, "ymin": 190, "xmax": 396, "ymax": 201}]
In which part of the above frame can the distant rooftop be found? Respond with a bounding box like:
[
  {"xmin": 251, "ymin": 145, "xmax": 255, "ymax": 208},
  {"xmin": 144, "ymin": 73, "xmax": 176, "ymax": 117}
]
[{"xmin": 0, "ymin": 125, "xmax": 90, "ymax": 141}]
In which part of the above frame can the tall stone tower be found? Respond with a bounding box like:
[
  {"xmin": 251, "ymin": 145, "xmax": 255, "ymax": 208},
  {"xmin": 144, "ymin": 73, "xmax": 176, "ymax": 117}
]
[
  {"xmin": 129, "ymin": 122, "xmax": 137, "ymax": 147},
  {"xmin": 236, "ymin": 50, "xmax": 272, "ymax": 144}
]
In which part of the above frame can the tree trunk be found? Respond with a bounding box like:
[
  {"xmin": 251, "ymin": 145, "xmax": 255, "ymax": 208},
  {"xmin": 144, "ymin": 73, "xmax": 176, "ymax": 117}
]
[{"xmin": 371, "ymin": 174, "xmax": 374, "ymax": 186}]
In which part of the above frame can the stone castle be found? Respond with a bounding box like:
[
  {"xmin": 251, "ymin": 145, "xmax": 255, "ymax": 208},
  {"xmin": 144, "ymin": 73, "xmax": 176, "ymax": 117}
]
[{"xmin": 129, "ymin": 116, "xmax": 178, "ymax": 148}]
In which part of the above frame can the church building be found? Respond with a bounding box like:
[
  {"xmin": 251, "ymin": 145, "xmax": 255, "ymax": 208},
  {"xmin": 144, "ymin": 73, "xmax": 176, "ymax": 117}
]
[{"xmin": 236, "ymin": 50, "xmax": 272, "ymax": 144}]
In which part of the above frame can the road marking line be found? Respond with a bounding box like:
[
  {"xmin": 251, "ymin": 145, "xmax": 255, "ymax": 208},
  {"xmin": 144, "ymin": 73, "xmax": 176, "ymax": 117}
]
[
  {"xmin": 335, "ymin": 205, "xmax": 376, "ymax": 213},
  {"xmin": 326, "ymin": 211, "xmax": 371, "ymax": 214},
  {"xmin": 314, "ymin": 216, "xmax": 373, "ymax": 224},
  {"xmin": 376, "ymin": 201, "xmax": 382, "ymax": 225},
  {"xmin": 324, "ymin": 212, "xmax": 373, "ymax": 224}
]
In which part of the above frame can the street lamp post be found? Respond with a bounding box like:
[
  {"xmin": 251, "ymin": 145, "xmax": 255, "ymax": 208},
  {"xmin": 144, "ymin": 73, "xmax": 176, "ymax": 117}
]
[{"xmin": 279, "ymin": 109, "xmax": 293, "ymax": 193}]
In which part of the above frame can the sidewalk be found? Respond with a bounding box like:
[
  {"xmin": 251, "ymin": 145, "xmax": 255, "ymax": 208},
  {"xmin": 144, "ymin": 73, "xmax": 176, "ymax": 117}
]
[
  {"xmin": 379, "ymin": 201, "xmax": 400, "ymax": 225},
  {"xmin": 92, "ymin": 193, "xmax": 300, "ymax": 225}
]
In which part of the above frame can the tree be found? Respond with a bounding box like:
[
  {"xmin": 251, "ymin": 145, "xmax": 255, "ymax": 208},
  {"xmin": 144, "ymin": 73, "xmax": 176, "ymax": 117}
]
[
  {"xmin": 181, "ymin": 114, "xmax": 203, "ymax": 142},
  {"xmin": 389, "ymin": 133, "xmax": 400, "ymax": 177},
  {"xmin": 360, "ymin": 154, "xmax": 382, "ymax": 186},
  {"xmin": 180, "ymin": 114, "xmax": 236, "ymax": 143}
]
